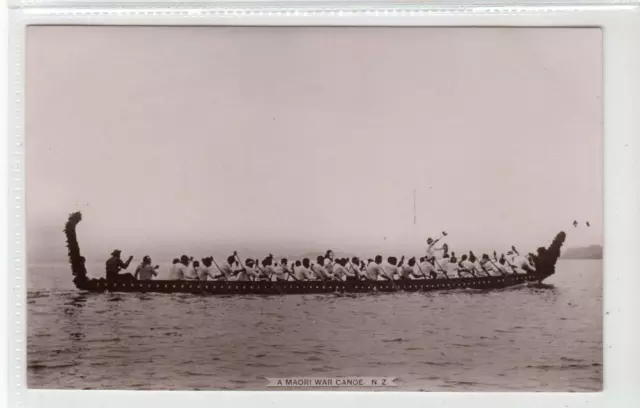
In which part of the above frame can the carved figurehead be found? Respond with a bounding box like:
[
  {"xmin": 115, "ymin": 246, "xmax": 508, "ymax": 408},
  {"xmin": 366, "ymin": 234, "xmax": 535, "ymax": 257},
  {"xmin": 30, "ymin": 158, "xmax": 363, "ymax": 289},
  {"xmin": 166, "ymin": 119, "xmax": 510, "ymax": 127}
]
[
  {"xmin": 534, "ymin": 231, "xmax": 567, "ymax": 278},
  {"xmin": 64, "ymin": 211, "xmax": 88, "ymax": 287}
]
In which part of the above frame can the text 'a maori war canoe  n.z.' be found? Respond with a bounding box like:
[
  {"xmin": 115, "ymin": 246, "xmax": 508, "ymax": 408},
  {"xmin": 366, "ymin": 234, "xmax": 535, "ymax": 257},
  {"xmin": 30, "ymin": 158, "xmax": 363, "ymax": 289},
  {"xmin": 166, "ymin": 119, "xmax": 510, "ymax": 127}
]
[{"xmin": 64, "ymin": 212, "xmax": 566, "ymax": 296}]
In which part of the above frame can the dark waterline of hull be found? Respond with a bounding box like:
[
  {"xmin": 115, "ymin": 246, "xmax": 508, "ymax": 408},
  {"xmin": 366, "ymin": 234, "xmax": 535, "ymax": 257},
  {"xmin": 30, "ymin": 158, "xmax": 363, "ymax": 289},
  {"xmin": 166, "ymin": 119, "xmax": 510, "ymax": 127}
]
[{"xmin": 75, "ymin": 273, "xmax": 549, "ymax": 295}]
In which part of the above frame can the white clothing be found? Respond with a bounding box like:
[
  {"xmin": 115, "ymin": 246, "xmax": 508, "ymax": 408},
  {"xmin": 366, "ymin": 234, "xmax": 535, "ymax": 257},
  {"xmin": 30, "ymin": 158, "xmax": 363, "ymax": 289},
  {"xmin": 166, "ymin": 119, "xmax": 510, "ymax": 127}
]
[
  {"xmin": 197, "ymin": 266, "xmax": 215, "ymax": 281},
  {"xmin": 168, "ymin": 263, "xmax": 188, "ymax": 280},
  {"xmin": 135, "ymin": 264, "xmax": 157, "ymax": 280},
  {"xmin": 311, "ymin": 264, "xmax": 332, "ymax": 280},
  {"xmin": 345, "ymin": 263, "xmax": 359, "ymax": 278},
  {"xmin": 399, "ymin": 265, "xmax": 414, "ymax": 279},
  {"xmin": 426, "ymin": 241, "xmax": 445, "ymax": 259},
  {"xmin": 235, "ymin": 265, "xmax": 252, "ymax": 281},
  {"xmin": 413, "ymin": 261, "xmax": 434, "ymax": 278},
  {"xmin": 293, "ymin": 265, "xmax": 311, "ymax": 280},
  {"xmin": 460, "ymin": 260, "xmax": 477, "ymax": 276},
  {"xmin": 332, "ymin": 264, "xmax": 349, "ymax": 280},
  {"xmin": 445, "ymin": 261, "xmax": 459, "ymax": 277},
  {"xmin": 185, "ymin": 266, "xmax": 198, "ymax": 280},
  {"xmin": 324, "ymin": 258, "xmax": 334, "ymax": 274},
  {"xmin": 219, "ymin": 262, "xmax": 236, "ymax": 280},
  {"xmin": 512, "ymin": 255, "xmax": 535, "ymax": 272},
  {"xmin": 242, "ymin": 265, "xmax": 260, "ymax": 281},
  {"xmin": 366, "ymin": 263, "xmax": 383, "ymax": 280},
  {"xmin": 381, "ymin": 263, "xmax": 399, "ymax": 280},
  {"xmin": 269, "ymin": 265, "xmax": 286, "ymax": 280}
]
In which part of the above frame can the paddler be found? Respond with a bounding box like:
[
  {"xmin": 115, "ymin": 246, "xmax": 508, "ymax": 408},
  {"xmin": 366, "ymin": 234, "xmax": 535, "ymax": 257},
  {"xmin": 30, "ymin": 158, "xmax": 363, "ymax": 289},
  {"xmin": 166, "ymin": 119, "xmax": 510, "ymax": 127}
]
[
  {"xmin": 291, "ymin": 260, "xmax": 309, "ymax": 280},
  {"xmin": 310, "ymin": 256, "xmax": 333, "ymax": 281},
  {"xmin": 381, "ymin": 256, "xmax": 402, "ymax": 281},
  {"xmin": 134, "ymin": 255, "xmax": 159, "ymax": 281},
  {"xmin": 186, "ymin": 259, "xmax": 199, "ymax": 280},
  {"xmin": 366, "ymin": 255, "xmax": 384, "ymax": 280},
  {"xmin": 332, "ymin": 258, "xmax": 350, "ymax": 281},
  {"xmin": 233, "ymin": 259, "xmax": 256, "ymax": 281},
  {"xmin": 507, "ymin": 250, "xmax": 536, "ymax": 274},
  {"xmin": 105, "ymin": 249, "xmax": 135, "ymax": 282},
  {"xmin": 457, "ymin": 254, "xmax": 477, "ymax": 277},
  {"xmin": 323, "ymin": 250, "xmax": 335, "ymax": 276},
  {"xmin": 168, "ymin": 258, "xmax": 183, "ymax": 280},
  {"xmin": 197, "ymin": 257, "xmax": 217, "ymax": 281},
  {"xmin": 417, "ymin": 257, "xmax": 438, "ymax": 279},
  {"xmin": 346, "ymin": 257, "xmax": 362, "ymax": 281},
  {"xmin": 269, "ymin": 258, "xmax": 287, "ymax": 281},
  {"xmin": 298, "ymin": 258, "xmax": 316, "ymax": 280},
  {"xmin": 399, "ymin": 257, "xmax": 415, "ymax": 280},
  {"xmin": 219, "ymin": 255, "xmax": 240, "ymax": 280},
  {"xmin": 479, "ymin": 254, "xmax": 502, "ymax": 276}
]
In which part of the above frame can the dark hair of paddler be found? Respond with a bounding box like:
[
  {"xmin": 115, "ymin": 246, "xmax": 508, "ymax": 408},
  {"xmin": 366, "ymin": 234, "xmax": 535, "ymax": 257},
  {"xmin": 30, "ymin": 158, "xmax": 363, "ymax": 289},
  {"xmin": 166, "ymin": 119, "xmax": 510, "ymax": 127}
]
[{"xmin": 65, "ymin": 211, "xmax": 88, "ymax": 284}]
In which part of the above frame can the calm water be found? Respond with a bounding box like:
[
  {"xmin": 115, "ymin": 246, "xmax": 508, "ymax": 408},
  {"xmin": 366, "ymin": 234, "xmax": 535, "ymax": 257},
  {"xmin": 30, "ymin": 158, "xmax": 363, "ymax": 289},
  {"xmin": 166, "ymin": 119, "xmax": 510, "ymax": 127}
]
[{"xmin": 27, "ymin": 260, "xmax": 602, "ymax": 391}]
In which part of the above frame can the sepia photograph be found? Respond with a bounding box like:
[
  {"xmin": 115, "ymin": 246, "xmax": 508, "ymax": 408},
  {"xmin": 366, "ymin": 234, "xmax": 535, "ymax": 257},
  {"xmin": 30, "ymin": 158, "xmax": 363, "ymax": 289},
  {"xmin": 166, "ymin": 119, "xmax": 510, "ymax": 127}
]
[{"xmin": 26, "ymin": 26, "xmax": 602, "ymax": 391}]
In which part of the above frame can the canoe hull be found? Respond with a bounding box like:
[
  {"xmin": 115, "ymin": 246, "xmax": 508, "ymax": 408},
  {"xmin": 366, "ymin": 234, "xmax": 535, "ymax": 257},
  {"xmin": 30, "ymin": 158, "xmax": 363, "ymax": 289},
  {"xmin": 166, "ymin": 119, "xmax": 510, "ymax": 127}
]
[{"xmin": 75, "ymin": 273, "xmax": 551, "ymax": 295}]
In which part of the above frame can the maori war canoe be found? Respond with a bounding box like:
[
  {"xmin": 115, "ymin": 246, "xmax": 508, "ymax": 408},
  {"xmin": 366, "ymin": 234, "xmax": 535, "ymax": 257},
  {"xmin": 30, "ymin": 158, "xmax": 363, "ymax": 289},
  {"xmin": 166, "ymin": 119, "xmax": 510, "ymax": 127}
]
[{"xmin": 65, "ymin": 212, "xmax": 566, "ymax": 295}]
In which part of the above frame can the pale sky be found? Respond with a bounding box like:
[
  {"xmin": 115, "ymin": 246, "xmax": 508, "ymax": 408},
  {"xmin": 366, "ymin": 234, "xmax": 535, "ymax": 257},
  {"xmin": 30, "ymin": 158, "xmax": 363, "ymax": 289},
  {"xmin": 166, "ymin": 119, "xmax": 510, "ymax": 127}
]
[{"xmin": 26, "ymin": 26, "xmax": 602, "ymax": 262}]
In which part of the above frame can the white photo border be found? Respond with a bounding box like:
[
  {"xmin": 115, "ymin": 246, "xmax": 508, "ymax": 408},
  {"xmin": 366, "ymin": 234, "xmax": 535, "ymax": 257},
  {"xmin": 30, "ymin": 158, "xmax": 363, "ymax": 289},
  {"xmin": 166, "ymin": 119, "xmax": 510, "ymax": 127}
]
[{"xmin": 7, "ymin": 2, "xmax": 640, "ymax": 408}]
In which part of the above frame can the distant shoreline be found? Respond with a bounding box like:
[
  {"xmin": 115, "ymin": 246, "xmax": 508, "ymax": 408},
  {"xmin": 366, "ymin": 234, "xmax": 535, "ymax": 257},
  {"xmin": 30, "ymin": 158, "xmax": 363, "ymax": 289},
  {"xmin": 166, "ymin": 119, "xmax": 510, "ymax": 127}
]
[{"xmin": 561, "ymin": 245, "xmax": 603, "ymax": 260}]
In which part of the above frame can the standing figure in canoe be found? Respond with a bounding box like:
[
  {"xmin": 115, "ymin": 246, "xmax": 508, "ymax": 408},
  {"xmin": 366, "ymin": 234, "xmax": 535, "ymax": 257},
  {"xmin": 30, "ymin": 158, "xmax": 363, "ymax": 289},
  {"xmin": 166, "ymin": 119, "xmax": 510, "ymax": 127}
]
[{"xmin": 425, "ymin": 231, "xmax": 448, "ymax": 259}]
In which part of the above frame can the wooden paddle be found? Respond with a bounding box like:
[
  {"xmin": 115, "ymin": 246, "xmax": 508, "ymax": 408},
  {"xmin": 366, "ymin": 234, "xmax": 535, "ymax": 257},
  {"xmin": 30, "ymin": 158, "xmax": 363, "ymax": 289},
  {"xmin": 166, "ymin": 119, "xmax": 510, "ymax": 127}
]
[
  {"xmin": 503, "ymin": 254, "xmax": 521, "ymax": 275},
  {"xmin": 486, "ymin": 257, "xmax": 507, "ymax": 276},
  {"xmin": 210, "ymin": 256, "xmax": 228, "ymax": 281},
  {"xmin": 347, "ymin": 260, "xmax": 368, "ymax": 281},
  {"xmin": 411, "ymin": 259, "xmax": 429, "ymax": 280},
  {"xmin": 432, "ymin": 257, "xmax": 450, "ymax": 279},
  {"xmin": 234, "ymin": 251, "xmax": 258, "ymax": 281}
]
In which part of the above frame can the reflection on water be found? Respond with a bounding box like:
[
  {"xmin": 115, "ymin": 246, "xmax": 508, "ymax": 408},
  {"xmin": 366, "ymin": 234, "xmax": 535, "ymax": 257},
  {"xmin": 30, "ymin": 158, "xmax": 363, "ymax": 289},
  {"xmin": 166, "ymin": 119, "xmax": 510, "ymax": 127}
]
[{"xmin": 27, "ymin": 260, "xmax": 602, "ymax": 391}]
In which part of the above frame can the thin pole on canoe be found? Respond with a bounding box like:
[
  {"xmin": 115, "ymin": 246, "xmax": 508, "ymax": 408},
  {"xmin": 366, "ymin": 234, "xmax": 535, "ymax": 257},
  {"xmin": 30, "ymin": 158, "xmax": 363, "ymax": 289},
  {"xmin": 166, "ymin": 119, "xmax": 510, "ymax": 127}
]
[
  {"xmin": 234, "ymin": 251, "xmax": 255, "ymax": 281},
  {"xmin": 210, "ymin": 256, "xmax": 228, "ymax": 281},
  {"xmin": 347, "ymin": 259, "xmax": 368, "ymax": 281},
  {"xmin": 414, "ymin": 261, "xmax": 429, "ymax": 280},
  {"xmin": 431, "ymin": 258, "xmax": 450, "ymax": 279},
  {"xmin": 486, "ymin": 259, "xmax": 506, "ymax": 276},
  {"xmin": 273, "ymin": 255, "xmax": 299, "ymax": 281}
]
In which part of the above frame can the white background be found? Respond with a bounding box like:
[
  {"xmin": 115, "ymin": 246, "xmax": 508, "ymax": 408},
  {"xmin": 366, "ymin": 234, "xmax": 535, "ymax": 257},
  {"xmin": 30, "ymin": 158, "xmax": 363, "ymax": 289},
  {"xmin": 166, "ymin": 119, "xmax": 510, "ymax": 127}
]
[{"xmin": 4, "ymin": 2, "xmax": 640, "ymax": 408}]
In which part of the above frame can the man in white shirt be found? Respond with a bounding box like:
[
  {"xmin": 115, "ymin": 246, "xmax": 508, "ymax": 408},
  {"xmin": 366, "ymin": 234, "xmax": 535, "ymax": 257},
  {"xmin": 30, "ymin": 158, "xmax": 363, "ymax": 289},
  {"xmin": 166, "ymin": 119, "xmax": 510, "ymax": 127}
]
[
  {"xmin": 297, "ymin": 258, "xmax": 315, "ymax": 280},
  {"xmin": 310, "ymin": 256, "xmax": 333, "ymax": 281},
  {"xmin": 168, "ymin": 258, "xmax": 183, "ymax": 280},
  {"xmin": 219, "ymin": 255, "xmax": 239, "ymax": 280},
  {"xmin": 415, "ymin": 257, "xmax": 437, "ymax": 279},
  {"xmin": 324, "ymin": 250, "xmax": 335, "ymax": 276},
  {"xmin": 398, "ymin": 257, "xmax": 415, "ymax": 280},
  {"xmin": 434, "ymin": 254, "xmax": 451, "ymax": 277},
  {"xmin": 185, "ymin": 260, "xmax": 199, "ymax": 280},
  {"xmin": 234, "ymin": 259, "xmax": 257, "ymax": 281},
  {"xmin": 266, "ymin": 259, "xmax": 285, "ymax": 281},
  {"xmin": 479, "ymin": 254, "xmax": 502, "ymax": 276},
  {"xmin": 458, "ymin": 254, "xmax": 477, "ymax": 277},
  {"xmin": 332, "ymin": 259, "xmax": 350, "ymax": 281},
  {"xmin": 197, "ymin": 257, "xmax": 216, "ymax": 281},
  {"xmin": 345, "ymin": 257, "xmax": 361, "ymax": 281},
  {"xmin": 381, "ymin": 257, "xmax": 399, "ymax": 280},
  {"xmin": 366, "ymin": 256, "xmax": 384, "ymax": 280},
  {"xmin": 507, "ymin": 251, "xmax": 535, "ymax": 274},
  {"xmin": 426, "ymin": 236, "xmax": 447, "ymax": 259},
  {"xmin": 291, "ymin": 259, "xmax": 309, "ymax": 280},
  {"xmin": 134, "ymin": 255, "xmax": 159, "ymax": 281},
  {"xmin": 171, "ymin": 255, "xmax": 193, "ymax": 280}
]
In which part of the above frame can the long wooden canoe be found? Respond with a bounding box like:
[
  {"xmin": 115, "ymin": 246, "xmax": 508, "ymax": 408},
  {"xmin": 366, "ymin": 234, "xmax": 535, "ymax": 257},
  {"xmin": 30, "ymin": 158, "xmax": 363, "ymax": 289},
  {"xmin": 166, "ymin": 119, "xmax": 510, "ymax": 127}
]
[{"xmin": 65, "ymin": 212, "xmax": 566, "ymax": 295}]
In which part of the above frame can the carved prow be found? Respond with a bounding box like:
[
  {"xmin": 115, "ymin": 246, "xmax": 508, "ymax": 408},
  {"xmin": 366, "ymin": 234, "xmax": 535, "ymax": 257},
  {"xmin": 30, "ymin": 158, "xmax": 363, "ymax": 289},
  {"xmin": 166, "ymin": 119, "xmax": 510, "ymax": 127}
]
[
  {"xmin": 535, "ymin": 231, "xmax": 566, "ymax": 277},
  {"xmin": 64, "ymin": 212, "xmax": 88, "ymax": 285}
]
